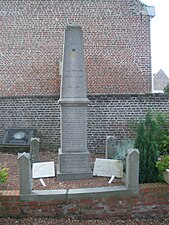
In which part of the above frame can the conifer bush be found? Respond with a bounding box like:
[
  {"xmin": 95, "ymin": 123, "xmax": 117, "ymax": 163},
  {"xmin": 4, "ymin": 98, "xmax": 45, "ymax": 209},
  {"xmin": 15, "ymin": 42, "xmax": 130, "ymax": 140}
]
[{"xmin": 134, "ymin": 111, "xmax": 159, "ymax": 183}]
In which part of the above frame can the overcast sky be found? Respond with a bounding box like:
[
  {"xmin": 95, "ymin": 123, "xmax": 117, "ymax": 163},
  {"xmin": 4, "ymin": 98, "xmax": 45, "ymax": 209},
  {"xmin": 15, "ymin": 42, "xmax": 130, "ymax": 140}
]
[{"xmin": 141, "ymin": 0, "xmax": 169, "ymax": 77}]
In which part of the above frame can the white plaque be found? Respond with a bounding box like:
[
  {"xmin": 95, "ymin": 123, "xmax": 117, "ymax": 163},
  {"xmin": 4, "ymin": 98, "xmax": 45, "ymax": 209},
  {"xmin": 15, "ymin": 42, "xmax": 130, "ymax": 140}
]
[
  {"xmin": 32, "ymin": 161, "xmax": 55, "ymax": 179},
  {"xmin": 93, "ymin": 158, "xmax": 123, "ymax": 178}
]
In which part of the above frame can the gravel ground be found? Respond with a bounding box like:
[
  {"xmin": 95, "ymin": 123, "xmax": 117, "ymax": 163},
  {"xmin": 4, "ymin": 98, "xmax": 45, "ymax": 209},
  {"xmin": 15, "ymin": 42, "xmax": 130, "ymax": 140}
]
[
  {"xmin": 0, "ymin": 217, "xmax": 169, "ymax": 225},
  {"xmin": 0, "ymin": 151, "xmax": 169, "ymax": 224},
  {"xmin": 0, "ymin": 151, "xmax": 124, "ymax": 190}
]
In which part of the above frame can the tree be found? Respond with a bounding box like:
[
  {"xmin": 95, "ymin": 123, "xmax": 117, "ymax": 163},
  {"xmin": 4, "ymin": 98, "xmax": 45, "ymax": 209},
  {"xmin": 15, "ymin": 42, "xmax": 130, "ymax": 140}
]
[{"xmin": 134, "ymin": 111, "xmax": 159, "ymax": 183}]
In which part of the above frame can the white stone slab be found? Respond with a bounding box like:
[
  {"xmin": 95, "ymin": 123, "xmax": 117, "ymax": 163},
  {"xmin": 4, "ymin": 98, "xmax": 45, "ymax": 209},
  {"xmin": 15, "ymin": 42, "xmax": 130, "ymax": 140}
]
[
  {"xmin": 32, "ymin": 161, "xmax": 55, "ymax": 179},
  {"xmin": 93, "ymin": 158, "xmax": 123, "ymax": 178}
]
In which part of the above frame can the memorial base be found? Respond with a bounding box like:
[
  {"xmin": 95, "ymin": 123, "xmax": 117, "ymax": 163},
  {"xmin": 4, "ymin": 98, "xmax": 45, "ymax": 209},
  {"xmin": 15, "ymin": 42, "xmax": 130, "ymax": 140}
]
[
  {"xmin": 57, "ymin": 166, "xmax": 93, "ymax": 181},
  {"xmin": 57, "ymin": 149, "xmax": 93, "ymax": 181}
]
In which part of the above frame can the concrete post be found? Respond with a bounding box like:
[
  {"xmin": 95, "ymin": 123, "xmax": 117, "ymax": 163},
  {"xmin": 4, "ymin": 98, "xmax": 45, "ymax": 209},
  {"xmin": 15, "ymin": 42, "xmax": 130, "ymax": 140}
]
[
  {"xmin": 105, "ymin": 136, "xmax": 116, "ymax": 159},
  {"xmin": 18, "ymin": 152, "xmax": 32, "ymax": 195},
  {"xmin": 30, "ymin": 137, "xmax": 40, "ymax": 164},
  {"xmin": 125, "ymin": 149, "xmax": 140, "ymax": 193}
]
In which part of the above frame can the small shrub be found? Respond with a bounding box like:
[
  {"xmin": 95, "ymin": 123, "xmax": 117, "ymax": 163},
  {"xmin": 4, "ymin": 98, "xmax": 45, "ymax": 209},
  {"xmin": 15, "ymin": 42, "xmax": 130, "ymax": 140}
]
[
  {"xmin": 0, "ymin": 164, "xmax": 8, "ymax": 184},
  {"xmin": 113, "ymin": 139, "xmax": 134, "ymax": 169},
  {"xmin": 156, "ymin": 155, "xmax": 169, "ymax": 173}
]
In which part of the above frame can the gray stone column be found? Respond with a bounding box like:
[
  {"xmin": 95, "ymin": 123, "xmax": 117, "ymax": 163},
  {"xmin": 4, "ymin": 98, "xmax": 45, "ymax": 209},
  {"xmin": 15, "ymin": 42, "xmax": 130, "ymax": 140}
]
[
  {"xmin": 105, "ymin": 136, "xmax": 116, "ymax": 159},
  {"xmin": 30, "ymin": 137, "xmax": 40, "ymax": 164},
  {"xmin": 18, "ymin": 152, "xmax": 32, "ymax": 195},
  {"xmin": 125, "ymin": 149, "xmax": 140, "ymax": 193},
  {"xmin": 57, "ymin": 25, "xmax": 92, "ymax": 180}
]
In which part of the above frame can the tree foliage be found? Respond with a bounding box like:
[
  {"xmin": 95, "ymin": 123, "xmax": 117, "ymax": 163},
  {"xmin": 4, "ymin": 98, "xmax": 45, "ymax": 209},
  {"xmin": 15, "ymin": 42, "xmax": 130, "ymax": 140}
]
[
  {"xmin": 164, "ymin": 83, "xmax": 169, "ymax": 93},
  {"xmin": 134, "ymin": 110, "xmax": 159, "ymax": 183},
  {"xmin": 155, "ymin": 112, "xmax": 169, "ymax": 155}
]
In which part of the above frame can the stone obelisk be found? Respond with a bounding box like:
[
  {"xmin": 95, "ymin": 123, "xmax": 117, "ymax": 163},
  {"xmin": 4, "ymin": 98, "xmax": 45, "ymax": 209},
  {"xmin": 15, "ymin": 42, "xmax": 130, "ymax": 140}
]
[{"xmin": 57, "ymin": 25, "xmax": 92, "ymax": 181}]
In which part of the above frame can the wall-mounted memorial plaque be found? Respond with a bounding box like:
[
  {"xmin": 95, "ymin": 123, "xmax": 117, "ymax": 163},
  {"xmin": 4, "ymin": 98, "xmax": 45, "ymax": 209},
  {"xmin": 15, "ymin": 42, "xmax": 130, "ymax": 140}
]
[{"xmin": 2, "ymin": 129, "xmax": 36, "ymax": 146}]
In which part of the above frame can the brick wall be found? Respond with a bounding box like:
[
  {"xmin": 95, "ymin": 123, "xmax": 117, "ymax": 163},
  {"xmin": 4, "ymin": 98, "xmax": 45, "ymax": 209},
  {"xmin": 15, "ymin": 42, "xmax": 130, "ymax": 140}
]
[
  {"xmin": 0, "ymin": 0, "xmax": 152, "ymax": 96},
  {"xmin": 0, "ymin": 95, "xmax": 60, "ymax": 150},
  {"xmin": 0, "ymin": 94, "xmax": 169, "ymax": 153},
  {"xmin": 0, "ymin": 183, "xmax": 169, "ymax": 219},
  {"xmin": 88, "ymin": 93, "xmax": 169, "ymax": 152}
]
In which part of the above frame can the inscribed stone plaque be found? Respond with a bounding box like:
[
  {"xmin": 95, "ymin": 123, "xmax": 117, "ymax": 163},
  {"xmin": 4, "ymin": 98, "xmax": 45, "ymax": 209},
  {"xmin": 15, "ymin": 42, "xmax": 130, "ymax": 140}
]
[
  {"xmin": 61, "ymin": 106, "xmax": 87, "ymax": 152},
  {"xmin": 2, "ymin": 129, "xmax": 36, "ymax": 146},
  {"xmin": 93, "ymin": 158, "xmax": 123, "ymax": 178},
  {"xmin": 59, "ymin": 151, "xmax": 90, "ymax": 173},
  {"xmin": 32, "ymin": 161, "xmax": 55, "ymax": 179}
]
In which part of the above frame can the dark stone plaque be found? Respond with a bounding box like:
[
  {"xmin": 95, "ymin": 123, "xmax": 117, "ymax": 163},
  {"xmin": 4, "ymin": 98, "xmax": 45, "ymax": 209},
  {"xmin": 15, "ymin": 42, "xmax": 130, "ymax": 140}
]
[{"xmin": 2, "ymin": 129, "xmax": 36, "ymax": 146}]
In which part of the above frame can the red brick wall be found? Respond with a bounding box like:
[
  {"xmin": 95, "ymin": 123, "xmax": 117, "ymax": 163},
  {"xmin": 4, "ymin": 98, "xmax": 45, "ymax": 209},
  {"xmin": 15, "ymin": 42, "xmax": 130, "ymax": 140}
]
[
  {"xmin": 0, "ymin": 0, "xmax": 152, "ymax": 97},
  {"xmin": 0, "ymin": 183, "xmax": 168, "ymax": 219}
]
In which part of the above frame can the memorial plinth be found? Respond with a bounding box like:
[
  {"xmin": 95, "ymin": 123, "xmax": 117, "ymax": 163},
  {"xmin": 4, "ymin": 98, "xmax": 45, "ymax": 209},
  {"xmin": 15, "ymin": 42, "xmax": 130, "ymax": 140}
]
[{"xmin": 57, "ymin": 25, "xmax": 92, "ymax": 180}]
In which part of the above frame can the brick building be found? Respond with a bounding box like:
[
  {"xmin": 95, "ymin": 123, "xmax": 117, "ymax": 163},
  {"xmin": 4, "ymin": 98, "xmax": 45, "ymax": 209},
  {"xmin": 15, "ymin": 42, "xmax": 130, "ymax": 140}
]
[
  {"xmin": 153, "ymin": 69, "xmax": 169, "ymax": 93},
  {"xmin": 0, "ymin": 0, "xmax": 160, "ymax": 151},
  {"xmin": 0, "ymin": 0, "xmax": 153, "ymax": 96}
]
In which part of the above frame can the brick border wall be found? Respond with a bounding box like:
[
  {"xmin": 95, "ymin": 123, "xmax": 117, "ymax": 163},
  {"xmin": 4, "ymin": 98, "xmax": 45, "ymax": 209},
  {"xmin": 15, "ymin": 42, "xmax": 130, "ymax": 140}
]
[
  {"xmin": 0, "ymin": 94, "xmax": 169, "ymax": 153},
  {"xmin": 0, "ymin": 183, "xmax": 169, "ymax": 219}
]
